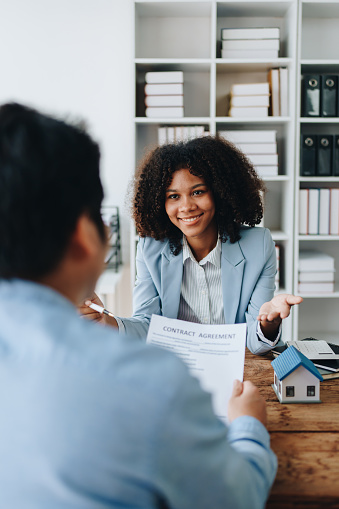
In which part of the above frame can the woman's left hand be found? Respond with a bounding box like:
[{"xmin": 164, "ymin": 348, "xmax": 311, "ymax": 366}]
[{"xmin": 257, "ymin": 293, "xmax": 303, "ymax": 324}]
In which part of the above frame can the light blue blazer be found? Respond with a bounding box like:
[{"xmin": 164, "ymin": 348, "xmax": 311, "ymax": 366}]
[{"xmin": 118, "ymin": 226, "xmax": 277, "ymax": 355}]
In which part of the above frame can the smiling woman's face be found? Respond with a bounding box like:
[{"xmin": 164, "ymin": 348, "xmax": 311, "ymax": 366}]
[{"xmin": 165, "ymin": 168, "xmax": 217, "ymax": 245}]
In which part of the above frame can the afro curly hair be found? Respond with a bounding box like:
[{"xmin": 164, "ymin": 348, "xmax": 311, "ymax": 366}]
[{"xmin": 131, "ymin": 135, "xmax": 266, "ymax": 255}]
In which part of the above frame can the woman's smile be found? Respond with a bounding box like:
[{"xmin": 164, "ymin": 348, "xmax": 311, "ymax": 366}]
[
  {"xmin": 179, "ymin": 213, "xmax": 203, "ymax": 224},
  {"xmin": 165, "ymin": 168, "xmax": 217, "ymax": 248}
]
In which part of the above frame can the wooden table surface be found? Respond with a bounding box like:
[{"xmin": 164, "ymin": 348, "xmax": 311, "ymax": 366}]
[{"xmin": 244, "ymin": 350, "xmax": 339, "ymax": 509}]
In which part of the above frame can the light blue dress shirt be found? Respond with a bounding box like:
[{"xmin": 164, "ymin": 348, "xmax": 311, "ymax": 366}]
[{"xmin": 0, "ymin": 279, "xmax": 277, "ymax": 508}]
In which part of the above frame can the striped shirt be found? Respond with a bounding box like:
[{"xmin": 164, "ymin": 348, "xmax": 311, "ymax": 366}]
[
  {"xmin": 177, "ymin": 236, "xmax": 280, "ymax": 345},
  {"xmin": 177, "ymin": 236, "xmax": 224, "ymax": 324}
]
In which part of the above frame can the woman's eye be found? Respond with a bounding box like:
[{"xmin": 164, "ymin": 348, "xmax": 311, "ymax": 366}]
[
  {"xmin": 168, "ymin": 194, "xmax": 178, "ymax": 199},
  {"xmin": 193, "ymin": 190, "xmax": 203, "ymax": 196}
]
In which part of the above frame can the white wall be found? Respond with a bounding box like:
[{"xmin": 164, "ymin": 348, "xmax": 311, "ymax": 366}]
[{"xmin": 0, "ymin": 0, "xmax": 134, "ymax": 261}]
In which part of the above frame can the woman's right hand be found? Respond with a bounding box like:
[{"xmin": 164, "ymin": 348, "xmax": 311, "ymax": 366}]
[
  {"xmin": 79, "ymin": 293, "xmax": 105, "ymax": 323},
  {"xmin": 79, "ymin": 293, "xmax": 113, "ymax": 326},
  {"xmin": 79, "ymin": 294, "xmax": 119, "ymax": 328}
]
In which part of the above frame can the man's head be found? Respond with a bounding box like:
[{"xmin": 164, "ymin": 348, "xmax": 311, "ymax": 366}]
[{"xmin": 0, "ymin": 102, "xmax": 107, "ymax": 302}]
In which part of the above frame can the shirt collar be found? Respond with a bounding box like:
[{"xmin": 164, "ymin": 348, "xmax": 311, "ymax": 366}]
[
  {"xmin": 182, "ymin": 236, "xmax": 221, "ymax": 268},
  {"xmin": 0, "ymin": 278, "xmax": 75, "ymax": 311}
]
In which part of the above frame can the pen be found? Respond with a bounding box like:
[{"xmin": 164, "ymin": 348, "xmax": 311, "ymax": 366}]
[{"xmin": 85, "ymin": 301, "xmax": 115, "ymax": 318}]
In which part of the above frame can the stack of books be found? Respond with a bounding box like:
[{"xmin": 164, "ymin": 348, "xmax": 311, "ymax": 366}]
[
  {"xmin": 221, "ymin": 27, "xmax": 280, "ymax": 59},
  {"xmin": 298, "ymin": 250, "xmax": 335, "ymax": 293},
  {"xmin": 144, "ymin": 71, "xmax": 184, "ymax": 118},
  {"xmin": 228, "ymin": 82, "xmax": 270, "ymax": 117},
  {"xmin": 158, "ymin": 125, "xmax": 209, "ymax": 145},
  {"xmin": 268, "ymin": 68, "xmax": 289, "ymax": 116},
  {"xmin": 299, "ymin": 188, "xmax": 339, "ymax": 235},
  {"xmin": 218, "ymin": 129, "xmax": 278, "ymax": 177}
]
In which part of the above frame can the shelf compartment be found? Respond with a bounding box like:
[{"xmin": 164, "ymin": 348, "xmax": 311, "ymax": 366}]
[
  {"xmin": 297, "ymin": 299, "xmax": 339, "ymax": 345},
  {"xmin": 296, "ymin": 241, "xmax": 339, "ymax": 306},
  {"xmin": 136, "ymin": 63, "xmax": 210, "ymax": 118},
  {"xmin": 135, "ymin": 121, "xmax": 212, "ymax": 163},
  {"xmin": 216, "ymin": 66, "xmax": 273, "ymax": 117},
  {"xmin": 301, "ymin": 2, "xmax": 339, "ymax": 60},
  {"xmin": 216, "ymin": 64, "xmax": 294, "ymax": 118},
  {"xmin": 273, "ymin": 237, "xmax": 292, "ymax": 294},
  {"xmin": 216, "ymin": 1, "xmax": 297, "ymax": 59},
  {"xmin": 216, "ymin": 121, "xmax": 293, "ymax": 178},
  {"xmin": 263, "ymin": 180, "xmax": 294, "ymax": 237},
  {"xmin": 135, "ymin": 2, "xmax": 212, "ymax": 59}
]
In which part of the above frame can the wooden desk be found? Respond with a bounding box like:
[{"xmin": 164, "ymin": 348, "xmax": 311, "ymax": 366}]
[{"xmin": 244, "ymin": 350, "xmax": 339, "ymax": 509}]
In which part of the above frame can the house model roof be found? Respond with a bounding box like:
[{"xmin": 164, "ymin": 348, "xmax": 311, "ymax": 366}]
[{"xmin": 271, "ymin": 345, "xmax": 323, "ymax": 382}]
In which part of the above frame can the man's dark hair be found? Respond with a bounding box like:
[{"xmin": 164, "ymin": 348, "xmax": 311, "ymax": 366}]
[
  {"xmin": 0, "ymin": 102, "xmax": 105, "ymax": 279},
  {"xmin": 132, "ymin": 135, "xmax": 266, "ymax": 255}
]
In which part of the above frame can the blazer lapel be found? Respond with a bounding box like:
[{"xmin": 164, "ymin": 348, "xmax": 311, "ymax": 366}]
[
  {"xmin": 221, "ymin": 240, "xmax": 245, "ymax": 324},
  {"xmin": 160, "ymin": 241, "xmax": 183, "ymax": 319}
]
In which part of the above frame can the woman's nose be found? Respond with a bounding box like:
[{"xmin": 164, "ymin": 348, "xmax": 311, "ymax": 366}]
[{"xmin": 179, "ymin": 195, "xmax": 197, "ymax": 211}]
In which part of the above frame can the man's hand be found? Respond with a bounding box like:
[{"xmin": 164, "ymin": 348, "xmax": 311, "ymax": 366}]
[{"xmin": 228, "ymin": 379, "xmax": 267, "ymax": 427}]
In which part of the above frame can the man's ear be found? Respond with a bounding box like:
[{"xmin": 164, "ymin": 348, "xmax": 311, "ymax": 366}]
[{"xmin": 68, "ymin": 214, "xmax": 102, "ymax": 262}]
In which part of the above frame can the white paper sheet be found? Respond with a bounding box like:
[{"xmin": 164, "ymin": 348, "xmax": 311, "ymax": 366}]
[{"xmin": 146, "ymin": 315, "xmax": 247, "ymax": 424}]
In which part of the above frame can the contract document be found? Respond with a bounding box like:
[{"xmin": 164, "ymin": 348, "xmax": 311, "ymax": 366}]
[{"xmin": 146, "ymin": 315, "xmax": 247, "ymax": 424}]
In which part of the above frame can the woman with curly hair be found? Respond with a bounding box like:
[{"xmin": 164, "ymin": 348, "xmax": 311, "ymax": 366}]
[{"xmin": 82, "ymin": 135, "xmax": 301, "ymax": 354}]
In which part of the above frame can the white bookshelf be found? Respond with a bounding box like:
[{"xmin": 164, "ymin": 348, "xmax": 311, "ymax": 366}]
[
  {"xmin": 293, "ymin": 0, "xmax": 339, "ymax": 343},
  {"xmin": 133, "ymin": 0, "xmax": 300, "ymax": 339}
]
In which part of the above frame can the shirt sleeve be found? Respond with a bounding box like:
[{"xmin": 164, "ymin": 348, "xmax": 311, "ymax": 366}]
[
  {"xmin": 114, "ymin": 238, "xmax": 161, "ymax": 339},
  {"xmin": 245, "ymin": 228, "xmax": 279, "ymax": 355},
  {"xmin": 114, "ymin": 316, "xmax": 126, "ymax": 333},
  {"xmin": 256, "ymin": 321, "xmax": 281, "ymax": 346},
  {"xmin": 152, "ymin": 357, "xmax": 277, "ymax": 509}
]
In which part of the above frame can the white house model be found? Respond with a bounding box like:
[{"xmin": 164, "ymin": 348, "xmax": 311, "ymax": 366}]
[{"xmin": 271, "ymin": 345, "xmax": 323, "ymax": 403}]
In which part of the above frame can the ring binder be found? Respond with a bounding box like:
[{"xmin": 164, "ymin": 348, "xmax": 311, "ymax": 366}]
[
  {"xmin": 302, "ymin": 75, "xmax": 321, "ymax": 117},
  {"xmin": 300, "ymin": 134, "xmax": 316, "ymax": 176},
  {"xmin": 334, "ymin": 135, "xmax": 339, "ymax": 176},
  {"xmin": 317, "ymin": 135, "xmax": 333, "ymax": 176},
  {"xmin": 321, "ymin": 75, "xmax": 337, "ymax": 117}
]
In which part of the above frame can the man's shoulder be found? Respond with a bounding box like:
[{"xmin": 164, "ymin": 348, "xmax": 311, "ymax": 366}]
[
  {"xmin": 0, "ymin": 281, "xmax": 191, "ymax": 399},
  {"xmin": 67, "ymin": 317, "xmax": 190, "ymax": 388}
]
